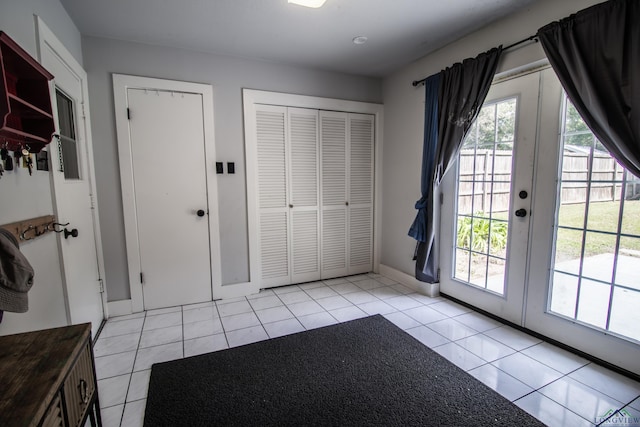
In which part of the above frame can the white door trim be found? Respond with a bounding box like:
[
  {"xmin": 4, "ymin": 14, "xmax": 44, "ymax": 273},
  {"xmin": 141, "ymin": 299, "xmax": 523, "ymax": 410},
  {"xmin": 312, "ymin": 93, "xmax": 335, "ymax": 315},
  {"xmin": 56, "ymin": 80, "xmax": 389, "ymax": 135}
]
[
  {"xmin": 35, "ymin": 16, "xmax": 109, "ymax": 319},
  {"xmin": 113, "ymin": 74, "xmax": 221, "ymax": 313},
  {"xmin": 243, "ymin": 89, "xmax": 384, "ymax": 288}
]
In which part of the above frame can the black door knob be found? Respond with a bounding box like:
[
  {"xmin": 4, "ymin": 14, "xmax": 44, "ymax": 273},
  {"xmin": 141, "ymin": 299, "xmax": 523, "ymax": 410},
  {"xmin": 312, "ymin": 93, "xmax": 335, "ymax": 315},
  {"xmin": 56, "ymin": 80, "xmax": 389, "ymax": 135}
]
[
  {"xmin": 64, "ymin": 228, "xmax": 79, "ymax": 239},
  {"xmin": 515, "ymin": 208, "xmax": 527, "ymax": 217},
  {"xmin": 519, "ymin": 190, "xmax": 528, "ymax": 199},
  {"xmin": 197, "ymin": 209, "xmax": 206, "ymax": 217}
]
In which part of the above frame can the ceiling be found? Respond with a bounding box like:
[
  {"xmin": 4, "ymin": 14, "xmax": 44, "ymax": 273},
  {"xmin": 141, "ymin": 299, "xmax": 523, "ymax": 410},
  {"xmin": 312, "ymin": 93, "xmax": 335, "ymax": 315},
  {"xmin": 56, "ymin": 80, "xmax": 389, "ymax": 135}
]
[{"xmin": 60, "ymin": 0, "xmax": 538, "ymax": 77}]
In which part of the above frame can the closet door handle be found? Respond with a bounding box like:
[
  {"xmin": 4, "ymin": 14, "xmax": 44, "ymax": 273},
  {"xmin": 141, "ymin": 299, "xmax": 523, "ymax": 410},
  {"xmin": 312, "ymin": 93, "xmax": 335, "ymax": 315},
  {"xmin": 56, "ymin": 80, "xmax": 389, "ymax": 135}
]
[
  {"xmin": 345, "ymin": 201, "xmax": 349, "ymax": 206},
  {"xmin": 289, "ymin": 204, "xmax": 293, "ymax": 208}
]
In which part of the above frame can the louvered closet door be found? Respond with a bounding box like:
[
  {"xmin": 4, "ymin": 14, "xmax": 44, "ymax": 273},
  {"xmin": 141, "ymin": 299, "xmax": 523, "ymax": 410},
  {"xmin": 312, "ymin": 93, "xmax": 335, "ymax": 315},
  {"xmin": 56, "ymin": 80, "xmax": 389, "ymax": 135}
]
[
  {"xmin": 256, "ymin": 105, "xmax": 290, "ymax": 287},
  {"xmin": 288, "ymin": 108, "xmax": 321, "ymax": 284},
  {"xmin": 348, "ymin": 114, "xmax": 374, "ymax": 274},
  {"xmin": 320, "ymin": 111, "xmax": 349, "ymax": 278}
]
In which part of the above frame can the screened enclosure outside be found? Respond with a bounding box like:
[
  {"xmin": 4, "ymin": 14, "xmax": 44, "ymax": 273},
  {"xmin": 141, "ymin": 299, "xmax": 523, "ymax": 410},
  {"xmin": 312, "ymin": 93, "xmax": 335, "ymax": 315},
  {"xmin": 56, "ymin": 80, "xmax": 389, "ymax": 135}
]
[
  {"xmin": 454, "ymin": 97, "xmax": 516, "ymax": 295},
  {"xmin": 550, "ymin": 98, "xmax": 640, "ymax": 343}
]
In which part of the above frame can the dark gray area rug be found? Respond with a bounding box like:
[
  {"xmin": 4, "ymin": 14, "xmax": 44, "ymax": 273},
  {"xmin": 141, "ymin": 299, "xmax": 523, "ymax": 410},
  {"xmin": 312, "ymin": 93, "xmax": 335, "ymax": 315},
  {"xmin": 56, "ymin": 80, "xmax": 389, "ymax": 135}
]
[{"xmin": 144, "ymin": 315, "xmax": 544, "ymax": 426}]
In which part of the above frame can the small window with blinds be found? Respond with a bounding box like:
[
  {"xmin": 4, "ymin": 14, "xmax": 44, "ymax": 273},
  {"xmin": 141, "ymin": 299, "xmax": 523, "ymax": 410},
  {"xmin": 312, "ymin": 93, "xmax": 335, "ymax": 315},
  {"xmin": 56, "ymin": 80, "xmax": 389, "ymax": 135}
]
[{"xmin": 55, "ymin": 89, "xmax": 81, "ymax": 180}]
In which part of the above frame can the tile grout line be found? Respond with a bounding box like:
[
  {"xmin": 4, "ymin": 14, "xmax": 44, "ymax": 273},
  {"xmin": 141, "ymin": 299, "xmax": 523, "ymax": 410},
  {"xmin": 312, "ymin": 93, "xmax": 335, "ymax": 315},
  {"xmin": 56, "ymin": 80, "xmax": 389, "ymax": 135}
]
[
  {"xmin": 521, "ymin": 364, "xmax": 594, "ymax": 424},
  {"xmin": 118, "ymin": 311, "xmax": 147, "ymax": 427},
  {"xmin": 595, "ymin": 393, "xmax": 640, "ymax": 426},
  {"xmin": 297, "ymin": 283, "xmax": 347, "ymax": 326},
  {"xmin": 213, "ymin": 299, "xmax": 232, "ymax": 350},
  {"xmin": 264, "ymin": 290, "xmax": 302, "ymax": 336}
]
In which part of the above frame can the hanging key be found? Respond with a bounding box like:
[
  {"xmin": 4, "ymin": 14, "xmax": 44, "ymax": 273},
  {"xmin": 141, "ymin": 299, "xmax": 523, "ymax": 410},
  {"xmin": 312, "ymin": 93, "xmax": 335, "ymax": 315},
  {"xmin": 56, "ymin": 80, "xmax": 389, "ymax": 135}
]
[
  {"xmin": 14, "ymin": 149, "xmax": 21, "ymax": 163},
  {"xmin": 4, "ymin": 151, "xmax": 13, "ymax": 171},
  {"xmin": 26, "ymin": 154, "xmax": 33, "ymax": 176},
  {"xmin": 21, "ymin": 148, "xmax": 32, "ymax": 175},
  {"xmin": 0, "ymin": 147, "xmax": 8, "ymax": 173}
]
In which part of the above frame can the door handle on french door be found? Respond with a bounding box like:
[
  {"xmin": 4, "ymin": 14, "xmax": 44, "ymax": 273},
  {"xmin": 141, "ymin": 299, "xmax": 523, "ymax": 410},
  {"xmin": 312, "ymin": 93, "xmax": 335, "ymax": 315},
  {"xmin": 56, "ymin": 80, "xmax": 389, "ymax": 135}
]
[
  {"xmin": 515, "ymin": 208, "xmax": 527, "ymax": 217},
  {"xmin": 196, "ymin": 209, "xmax": 206, "ymax": 217},
  {"xmin": 64, "ymin": 228, "xmax": 79, "ymax": 239}
]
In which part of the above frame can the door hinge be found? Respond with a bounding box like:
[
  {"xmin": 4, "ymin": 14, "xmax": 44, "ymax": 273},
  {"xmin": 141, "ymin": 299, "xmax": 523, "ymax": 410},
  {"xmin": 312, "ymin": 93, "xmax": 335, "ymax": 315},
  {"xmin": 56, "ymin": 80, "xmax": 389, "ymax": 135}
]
[
  {"xmin": 127, "ymin": 108, "xmax": 131, "ymax": 120},
  {"xmin": 98, "ymin": 279, "xmax": 104, "ymax": 293},
  {"xmin": 437, "ymin": 268, "xmax": 441, "ymax": 281},
  {"xmin": 140, "ymin": 272, "xmax": 144, "ymax": 284},
  {"xmin": 440, "ymin": 193, "xmax": 444, "ymax": 205},
  {"xmin": 81, "ymin": 102, "xmax": 87, "ymax": 119}
]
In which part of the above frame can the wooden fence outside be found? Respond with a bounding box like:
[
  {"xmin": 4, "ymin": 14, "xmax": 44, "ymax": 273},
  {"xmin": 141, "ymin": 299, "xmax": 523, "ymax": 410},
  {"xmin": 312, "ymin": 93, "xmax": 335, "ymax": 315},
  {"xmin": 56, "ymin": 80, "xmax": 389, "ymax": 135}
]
[{"xmin": 458, "ymin": 150, "xmax": 640, "ymax": 215}]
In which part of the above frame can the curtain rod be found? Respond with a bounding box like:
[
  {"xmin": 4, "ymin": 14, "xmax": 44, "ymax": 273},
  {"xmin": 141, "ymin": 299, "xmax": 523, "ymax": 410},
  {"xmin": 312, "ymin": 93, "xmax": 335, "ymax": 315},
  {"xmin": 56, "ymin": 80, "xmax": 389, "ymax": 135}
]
[{"xmin": 411, "ymin": 34, "xmax": 538, "ymax": 87}]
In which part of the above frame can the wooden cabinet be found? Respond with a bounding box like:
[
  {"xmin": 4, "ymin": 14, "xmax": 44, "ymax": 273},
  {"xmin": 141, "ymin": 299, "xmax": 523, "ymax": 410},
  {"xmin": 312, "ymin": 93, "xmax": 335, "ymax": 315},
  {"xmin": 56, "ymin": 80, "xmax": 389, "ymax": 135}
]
[
  {"xmin": 0, "ymin": 31, "xmax": 55, "ymax": 153},
  {"xmin": 0, "ymin": 323, "xmax": 102, "ymax": 427}
]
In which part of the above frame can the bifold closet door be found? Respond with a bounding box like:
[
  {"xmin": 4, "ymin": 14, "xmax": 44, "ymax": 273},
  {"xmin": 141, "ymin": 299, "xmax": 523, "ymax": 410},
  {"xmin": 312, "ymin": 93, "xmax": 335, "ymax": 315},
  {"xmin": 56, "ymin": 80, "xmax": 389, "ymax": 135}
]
[
  {"xmin": 288, "ymin": 108, "xmax": 321, "ymax": 284},
  {"xmin": 320, "ymin": 111, "xmax": 349, "ymax": 278},
  {"xmin": 255, "ymin": 105, "xmax": 320, "ymax": 287},
  {"xmin": 256, "ymin": 105, "xmax": 290, "ymax": 287},
  {"xmin": 348, "ymin": 114, "xmax": 374, "ymax": 275},
  {"xmin": 320, "ymin": 112, "xmax": 374, "ymax": 279}
]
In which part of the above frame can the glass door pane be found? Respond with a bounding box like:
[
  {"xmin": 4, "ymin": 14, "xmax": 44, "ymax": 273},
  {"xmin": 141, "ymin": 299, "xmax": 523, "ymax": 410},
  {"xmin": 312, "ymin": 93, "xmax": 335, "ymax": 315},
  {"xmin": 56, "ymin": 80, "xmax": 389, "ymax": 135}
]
[
  {"xmin": 525, "ymin": 68, "xmax": 640, "ymax": 375},
  {"xmin": 549, "ymin": 98, "xmax": 640, "ymax": 343},
  {"xmin": 454, "ymin": 98, "xmax": 515, "ymax": 295}
]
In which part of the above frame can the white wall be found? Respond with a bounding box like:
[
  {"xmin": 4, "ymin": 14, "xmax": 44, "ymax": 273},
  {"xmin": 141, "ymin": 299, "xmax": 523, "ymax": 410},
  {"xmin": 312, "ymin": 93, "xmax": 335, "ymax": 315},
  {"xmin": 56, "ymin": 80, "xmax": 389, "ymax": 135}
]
[
  {"xmin": 380, "ymin": 0, "xmax": 602, "ymax": 278},
  {"xmin": 82, "ymin": 37, "xmax": 382, "ymax": 301},
  {"xmin": 0, "ymin": 0, "xmax": 83, "ymax": 335}
]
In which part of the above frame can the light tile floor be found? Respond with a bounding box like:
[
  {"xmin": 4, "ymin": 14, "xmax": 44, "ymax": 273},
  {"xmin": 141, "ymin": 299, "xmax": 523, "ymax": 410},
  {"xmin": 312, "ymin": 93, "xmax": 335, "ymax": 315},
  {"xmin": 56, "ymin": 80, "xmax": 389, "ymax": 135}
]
[{"xmin": 92, "ymin": 273, "xmax": 640, "ymax": 427}]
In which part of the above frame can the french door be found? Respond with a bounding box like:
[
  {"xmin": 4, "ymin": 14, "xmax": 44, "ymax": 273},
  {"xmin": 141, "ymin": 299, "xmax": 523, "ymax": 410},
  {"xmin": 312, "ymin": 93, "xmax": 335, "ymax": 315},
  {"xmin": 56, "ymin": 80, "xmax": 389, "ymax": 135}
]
[
  {"xmin": 440, "ymin": 68, "xmax": 640, "ymax": 375},
  {"xmin": 440, "ymin": 71, "xmax": 540, "ymax": 325}
]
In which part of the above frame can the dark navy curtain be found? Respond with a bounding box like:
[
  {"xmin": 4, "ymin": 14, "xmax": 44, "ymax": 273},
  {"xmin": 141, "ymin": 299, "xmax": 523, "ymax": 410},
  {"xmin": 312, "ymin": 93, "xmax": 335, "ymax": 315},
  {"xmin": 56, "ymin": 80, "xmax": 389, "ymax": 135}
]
[
  {"xmin": 408, "ymin": 74, "xmax": 440, "ymax": 281},
  {"xmin": 538, "ymin": 0, "xmax": 640, "ymax": 178},
  {"xmin": 409, "ymin": 47, "xmax": 502, "ymax": 283},
  {"xmin": 408, "ymin": 74, "xmax": 439, "ymax": 243}
]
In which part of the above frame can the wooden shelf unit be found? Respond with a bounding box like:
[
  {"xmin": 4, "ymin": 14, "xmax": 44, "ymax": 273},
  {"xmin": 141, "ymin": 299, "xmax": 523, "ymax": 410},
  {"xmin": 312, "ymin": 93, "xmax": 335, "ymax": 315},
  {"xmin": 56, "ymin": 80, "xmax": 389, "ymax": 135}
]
[{"xmin": 0, "ymin": 31, "xmax": 55, "ymax": 153}]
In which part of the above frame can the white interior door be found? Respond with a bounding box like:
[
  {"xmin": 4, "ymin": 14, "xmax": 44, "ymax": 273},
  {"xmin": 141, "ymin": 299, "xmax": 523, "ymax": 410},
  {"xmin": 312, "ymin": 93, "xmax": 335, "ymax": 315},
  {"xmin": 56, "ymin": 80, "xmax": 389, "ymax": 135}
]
[
  {"xmin": 127, "ymin": 89, "xmax": 212, "ymax": 310},
  {"xmin": 440, "ymin": 72, "xmax": 540, "ymax": 323},
  {"xmin": 38, "ymin": 19, "xmax": 105, "ymax": 336}
]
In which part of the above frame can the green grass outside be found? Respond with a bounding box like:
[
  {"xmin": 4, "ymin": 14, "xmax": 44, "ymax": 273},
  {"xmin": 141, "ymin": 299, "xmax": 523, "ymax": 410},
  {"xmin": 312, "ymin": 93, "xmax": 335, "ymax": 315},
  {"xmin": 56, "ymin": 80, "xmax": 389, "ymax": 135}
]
[
  {"xmin": 556, "ymin": 200, "xmax": 640, "ymax": 260},
  {"xmin": 456, "ymin": 200, "xmax": 640, "ymax": 273}
]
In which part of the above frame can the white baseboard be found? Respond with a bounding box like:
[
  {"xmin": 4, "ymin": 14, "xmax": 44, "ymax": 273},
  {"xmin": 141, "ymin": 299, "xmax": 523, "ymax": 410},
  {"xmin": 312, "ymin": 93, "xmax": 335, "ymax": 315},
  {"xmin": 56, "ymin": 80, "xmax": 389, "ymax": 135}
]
[
  {"xmin": 216, "ymin": 282, "xmax": 260, "ymax": 300},
  {"xmin": 378, "ymin": 264, "xmax": 440, "ymax": 298},
  {"xmin": 107, "ymin": 299, "xmax": 133, "ymax": 317}
]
